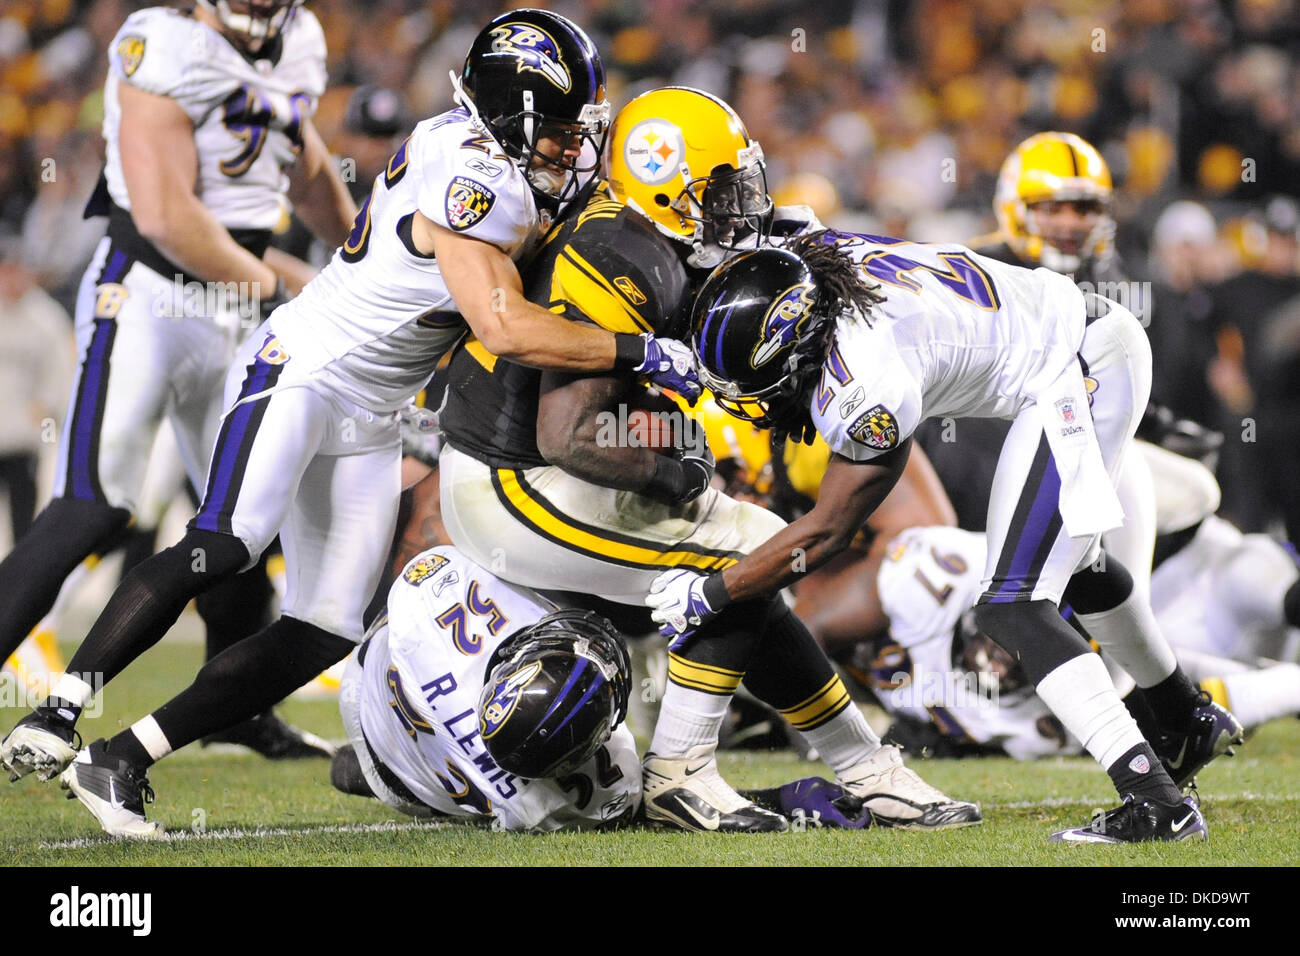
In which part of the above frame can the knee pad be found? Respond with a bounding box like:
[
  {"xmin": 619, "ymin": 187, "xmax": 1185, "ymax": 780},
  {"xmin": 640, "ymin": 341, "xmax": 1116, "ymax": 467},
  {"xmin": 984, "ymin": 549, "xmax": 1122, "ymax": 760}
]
[{"xmin": 1063, "ymin": 555, "xmax": 1134, "ymax": 614}]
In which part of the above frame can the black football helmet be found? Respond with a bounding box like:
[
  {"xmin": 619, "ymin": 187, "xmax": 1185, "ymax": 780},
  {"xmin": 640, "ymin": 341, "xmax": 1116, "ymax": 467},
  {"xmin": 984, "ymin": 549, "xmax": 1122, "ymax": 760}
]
[
  {"xmin": 478, "ymin": 609, "xmax": 630, "ymax": 780},
  {"xmin": 458, "ymin": 9, "xmax": 609, "ymax": 204},
  {"xmin": 692, "ymin": 247, "xmax": 824, "ymax": 429}
]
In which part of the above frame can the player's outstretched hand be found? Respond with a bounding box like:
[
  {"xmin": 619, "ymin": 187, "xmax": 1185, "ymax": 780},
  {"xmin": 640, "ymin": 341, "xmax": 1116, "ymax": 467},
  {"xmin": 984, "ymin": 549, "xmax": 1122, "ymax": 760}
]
[
  {"xmin": 647, "ymin": 568, "xmax": 722, "ymax": 648},
  {"xmin": 636, "ymin": 334, "xmax": 702, "ymax": 404}
]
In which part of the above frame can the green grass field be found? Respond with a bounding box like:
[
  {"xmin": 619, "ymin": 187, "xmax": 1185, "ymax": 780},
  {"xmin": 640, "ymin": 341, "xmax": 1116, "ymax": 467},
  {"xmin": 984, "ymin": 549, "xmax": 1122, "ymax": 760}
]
[{"xmin": 3, "ymin": 637, "xmax": 1297, "ymax": 867}]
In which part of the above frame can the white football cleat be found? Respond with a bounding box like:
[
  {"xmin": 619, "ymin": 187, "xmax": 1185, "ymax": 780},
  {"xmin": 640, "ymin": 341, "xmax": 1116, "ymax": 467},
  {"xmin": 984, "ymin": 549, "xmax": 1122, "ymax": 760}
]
[
  {"xmin": 1, "ymin": 711, "xmax": 79, "ymax": 782},
  {"xmin": 60, "ymin": 740, "xmax": 164, "ymax": 839},
  {"xmin": 838, "ymin": 745, "xmax": 982, "ymax": 830},
  {"xmin": 642, "ymin": 744, "xmax": 788, "ymax": 833}
]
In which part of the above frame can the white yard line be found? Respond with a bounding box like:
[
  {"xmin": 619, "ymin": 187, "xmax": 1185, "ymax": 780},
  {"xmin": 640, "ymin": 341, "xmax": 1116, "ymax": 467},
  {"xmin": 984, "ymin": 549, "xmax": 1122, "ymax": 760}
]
[{"xmin": 40, "ymin": 819, "xmax": 451, "ymax": 850}]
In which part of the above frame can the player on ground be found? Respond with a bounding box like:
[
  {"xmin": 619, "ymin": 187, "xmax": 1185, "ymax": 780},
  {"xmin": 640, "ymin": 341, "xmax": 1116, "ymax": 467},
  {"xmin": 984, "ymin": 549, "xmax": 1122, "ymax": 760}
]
[
  {"xmin": 865, "ymin": 525, "xmax": 1300, "ymax": 760},
  {"xmin": 436, "ymin": 87, "xmax": 978, "ymax": 833},
  {"xmin": 0, "ymin": 0, "xmax": 352, "ymax": 765},
  {"xmin": 332, "ymin": 546, "xmax": 641, "ymax": 831},
  {"xmin": 668, "ymin": 233, "xmax": 1241, "ymax": 843},
  {"xmin": 2, "ymin": 9, "xmax": 701, "ymax": 838}
]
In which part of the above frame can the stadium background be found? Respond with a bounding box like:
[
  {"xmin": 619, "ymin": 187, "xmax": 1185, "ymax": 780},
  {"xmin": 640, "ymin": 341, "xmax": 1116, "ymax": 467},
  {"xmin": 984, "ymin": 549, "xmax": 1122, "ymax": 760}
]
[{"xmin": 2, "ymin": 0, "xmax": 1299, "ymax": 539}]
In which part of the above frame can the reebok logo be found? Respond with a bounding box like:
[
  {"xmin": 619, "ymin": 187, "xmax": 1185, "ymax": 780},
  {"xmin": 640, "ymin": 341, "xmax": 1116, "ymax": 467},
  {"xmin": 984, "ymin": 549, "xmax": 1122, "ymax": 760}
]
[{"xmin": 50, "ymin": 886, "xmax": 151, "ymax": 936}]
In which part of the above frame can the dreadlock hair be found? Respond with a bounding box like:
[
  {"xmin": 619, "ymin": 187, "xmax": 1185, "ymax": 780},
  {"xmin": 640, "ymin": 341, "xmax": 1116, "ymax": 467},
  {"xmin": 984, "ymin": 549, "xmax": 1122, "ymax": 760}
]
[{"xmin": 768, "ymin": 230, "xmax": 885, "ymax": 445}]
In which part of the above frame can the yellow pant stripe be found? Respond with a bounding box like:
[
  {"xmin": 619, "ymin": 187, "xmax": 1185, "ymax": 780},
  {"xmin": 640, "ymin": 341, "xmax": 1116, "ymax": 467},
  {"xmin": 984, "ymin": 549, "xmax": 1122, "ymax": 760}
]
[
  {"xmin": 668, "ymin": 653, "xmax": 743, "ymax": 695},
  {"xmin": 492, "ymin": 470, "xmax": 738, "ymax": 573},
  {"xmin": 780, "ymin": 675, "xmax": 852, "ymax": 730},
  {"xmin": 1200, "ymin": 676, "xmax": 1231, "ymax": 711}
]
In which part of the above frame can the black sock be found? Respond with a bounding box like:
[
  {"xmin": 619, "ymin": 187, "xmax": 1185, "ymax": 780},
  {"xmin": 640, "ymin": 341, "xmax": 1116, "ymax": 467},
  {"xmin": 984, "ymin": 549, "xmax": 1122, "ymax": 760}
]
[
  {"xmin": 1107, "ymin": 742, "xmax": 1183, "ymax": 804},
  {"xmin": 1284, "ymin": 577, "xmax": 1300, "ymax": 630},
  {"xmin": 743, "ymin": 600, "xmax": 844, "ymax": 713},
  {"xmin": 973, "ymin": 599, "xmax": 1094, "ymax": 685},
  {"xmin": 1121, "ymin": 687, "xmax": 1162, "ymax": 742},
  {"xmin": 0, "ymin": 497, "xmax": 129, "ymax": 660},
  {"xmin": 59, "ymin": 530, "xmax": 249, "ymax": 722},
  {"xmin": 104, "ymin": 731, "xmax": 152, "ymax": 768},
  {"xmin": 142, "ymin": 616, "xmax": 353, "ymax": 758},
  {"xmin": 1141, "ymin": 666, "xmax": 1202, "ymax": 730},
  {"xmin": 198, "ymin": 555, "xmax": 273, "ymax": 660}
]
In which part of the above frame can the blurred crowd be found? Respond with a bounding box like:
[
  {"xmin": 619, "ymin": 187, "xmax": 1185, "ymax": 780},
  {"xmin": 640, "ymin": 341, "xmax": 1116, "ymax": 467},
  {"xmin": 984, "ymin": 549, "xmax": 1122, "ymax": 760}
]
[{"xmin": 1, "ymin": 0, "xmax": 1298, "ymax": 540}]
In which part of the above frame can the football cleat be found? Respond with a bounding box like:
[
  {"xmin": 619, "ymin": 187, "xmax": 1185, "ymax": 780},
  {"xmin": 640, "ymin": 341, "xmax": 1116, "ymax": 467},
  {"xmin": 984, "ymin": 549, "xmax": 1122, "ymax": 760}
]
[
  {"xmin": 329, "ymin": 744, "xmax": 376, "ymax": 799},
  {"xmin": 60, "ymin": 739, "xmax": 163, "ymax": 839},
  {"xmin": 642, "ymin": 744, "xmax": 789, "ymax": 833},
  {"xmin": 1048, "ymin": 794, "xmax": 1207, "ymax": 844},
  {"xmin": 1, "ymin": 710, "xmax": 80, "ymax": 782},
  {"xmin": 1155, "ymin": 691, "xmax": 1244, "ymax": 788},
  {"xmin": 838, "ymin": 745, "xmax": 983, "ymax": 830},
  {"xmin": 201, "ymin": 710, "xmax": 336, "ymax": 760}
]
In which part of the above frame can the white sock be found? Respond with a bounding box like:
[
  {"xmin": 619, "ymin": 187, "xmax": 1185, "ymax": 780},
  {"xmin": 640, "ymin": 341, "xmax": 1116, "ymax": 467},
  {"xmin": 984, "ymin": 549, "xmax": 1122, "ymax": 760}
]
[
  {"xmin": 48, "ymin": 672, "xmax": 95, "ymax": 710},
  {"xmin": 797, "ymin": 706, "xmax": 880, "ymax": 775},
  {"xmin": 130, "ymin": 715, "xmax": 173, "ymax": 762},
  {"xmin": 1036, "ymin": 653, "xmax": 1145, "ymax": 768},
  {"xmin": 1076, "ymin": 592, "xmax": 1178, "ymax": 687},
  {"xmin": 649, "ymin": 683, "xmax": 731, "ymax": 756},
  {"xmin": 1217, "ymin": 664, "xmax": 1300, "ymax": 728}
]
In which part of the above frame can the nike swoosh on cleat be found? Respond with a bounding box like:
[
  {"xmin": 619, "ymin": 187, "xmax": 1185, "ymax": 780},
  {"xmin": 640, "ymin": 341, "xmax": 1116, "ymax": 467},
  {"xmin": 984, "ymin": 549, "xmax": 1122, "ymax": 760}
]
[
  {"xmin": 1170, "ymin": 812, "xmax": 1196, "ymax": 834},
  {"xmin": 1168, "ymin": 739, "xmax": 1190, "ymax": 770},
  {"xmin": 683, "ymin": 763, "xmax": 709, "ymax": 777},
  {"xmin": 107, "ymin": 777, "xmax": 125, "ymax": 812}
]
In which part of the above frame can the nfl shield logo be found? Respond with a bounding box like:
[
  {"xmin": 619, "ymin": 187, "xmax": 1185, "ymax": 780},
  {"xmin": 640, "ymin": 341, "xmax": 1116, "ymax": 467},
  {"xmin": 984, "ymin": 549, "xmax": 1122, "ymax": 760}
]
[{"xmin": 1055, "ymin": 397, "xmax": 1076, "ymax": 424}]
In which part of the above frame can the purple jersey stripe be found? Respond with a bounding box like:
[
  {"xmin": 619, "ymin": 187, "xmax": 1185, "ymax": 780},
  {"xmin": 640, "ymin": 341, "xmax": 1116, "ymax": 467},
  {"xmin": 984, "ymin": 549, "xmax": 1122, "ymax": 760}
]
[
  {"xmin": 68, "ymin": 320, "xmax": 117, "ymax": 501},
  {"xmin": 989, "ymin": 453, "xmax": 1063, "ymax": 602},
  {"xmin": 101, "ymin": 249, "xmax": 129, "ymax": 284},
  {"xmin": 193, "ymin": 359, "xmax": 276, "ymax": 532}
]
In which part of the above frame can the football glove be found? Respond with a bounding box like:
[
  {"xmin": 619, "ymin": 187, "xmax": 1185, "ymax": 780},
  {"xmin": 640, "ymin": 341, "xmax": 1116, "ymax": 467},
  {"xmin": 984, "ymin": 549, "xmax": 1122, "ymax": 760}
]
[
  {"xmin": 646, "ymin": 568, "xmax": 724, "ymax": 648},
  {"xmin": 634, "ymin": 334, "xmax": 702, "ymax": 404}
]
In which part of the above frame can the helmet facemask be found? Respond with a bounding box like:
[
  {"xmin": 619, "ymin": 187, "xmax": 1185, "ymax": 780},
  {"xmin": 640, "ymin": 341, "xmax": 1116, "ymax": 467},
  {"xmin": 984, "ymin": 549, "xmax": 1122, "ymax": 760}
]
[
  {"xmin": 510, "ymin": 95, "xmax": 610, "ymax": 206},
  {"xmin": 1022, "ymin": 196, "xmax": 1114, "ymax": 273},
  {"xmin": 675, "ymin": 145, "xmax": 773, "ymax": 268},
  {"xmin": 199, "ymin": 0, "xmax": 301, "ymax": 53}
]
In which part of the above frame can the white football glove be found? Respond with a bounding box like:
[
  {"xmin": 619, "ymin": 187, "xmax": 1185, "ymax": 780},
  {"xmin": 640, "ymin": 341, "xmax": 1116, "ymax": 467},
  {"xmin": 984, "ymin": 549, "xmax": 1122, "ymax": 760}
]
[{"xmin": 646, "ymin": 568, "xmax": 723, "ymax": 649}]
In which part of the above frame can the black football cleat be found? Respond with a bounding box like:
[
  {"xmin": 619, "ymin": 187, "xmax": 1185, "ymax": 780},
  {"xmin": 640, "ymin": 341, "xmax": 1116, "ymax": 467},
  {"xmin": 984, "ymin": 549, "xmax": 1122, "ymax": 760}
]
[
  {"xmin": 60, "ymin": 739, "xmax": 163, "ymax": 839},
  {"xmin": 1049, "ymin": 793, "xmax": 1207, "ymax": 844},
  {"xmin": 1155, "ymin": 691, "xmax": 1244, "ymax": 788},
  {"xmin": 1, "ymin": 710, "xmax": 80, "ymax": 781},
  {"xmin": 202, "ymin": 710, "xmax": 336, "ymax": 760}
]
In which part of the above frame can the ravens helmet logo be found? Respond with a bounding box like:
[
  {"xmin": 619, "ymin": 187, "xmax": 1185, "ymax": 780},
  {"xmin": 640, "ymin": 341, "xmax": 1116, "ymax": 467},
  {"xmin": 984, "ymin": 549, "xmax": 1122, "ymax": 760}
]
[
  {"xmin": 750, "ymin": 283, "xmax": 816, "ymax": 370},
  {"xmin": 488, "ymin": 23, "xmax": 571, "ymax": 93}
]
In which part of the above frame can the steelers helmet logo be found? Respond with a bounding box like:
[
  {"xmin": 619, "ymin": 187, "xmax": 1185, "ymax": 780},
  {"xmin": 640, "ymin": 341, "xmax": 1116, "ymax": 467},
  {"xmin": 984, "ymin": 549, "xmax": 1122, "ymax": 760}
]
[
  {"xmin": 445, "ymin": 176, "xmax": 497, "ymax": 232},
  {"xmin": 489, "ymin": 22, "xmax": 571, "ymax": 92},
  {"xmin": 751, "ymin": 283, "xmax": 816, "ymax": 369},
  {"xmin": 479, "ymin": 661, "xmax": 543, "ymax": 739},
  {"xmin": 623, "ymin": 119, "xmax": 685, "ymax": 186}
]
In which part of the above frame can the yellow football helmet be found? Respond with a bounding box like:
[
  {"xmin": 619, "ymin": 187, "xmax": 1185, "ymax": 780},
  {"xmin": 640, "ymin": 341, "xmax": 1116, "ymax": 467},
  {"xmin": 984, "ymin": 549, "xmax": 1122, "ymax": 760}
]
[
  {"xmin": 995, "ymin": 131, "xmax": 1114, "ymax": 273},
  {"xmin": 606, "ymin": 87, "xmax": 771, "ymax": 266}
]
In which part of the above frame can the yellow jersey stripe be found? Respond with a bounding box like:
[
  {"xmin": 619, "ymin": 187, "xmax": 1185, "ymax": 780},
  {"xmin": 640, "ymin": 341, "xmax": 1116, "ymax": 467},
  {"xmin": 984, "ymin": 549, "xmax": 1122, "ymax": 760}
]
[
  {"xmin": 463, "ymin": 337, "xmax": 498, "ymax": 372},
  {"xmin": 558, "ymin": 247, "xmax": 653, "ymax": 334},
  {"xmin": 781, "ymin": 675, "xmax": 852, "ymax": 730},
  {"xmin": 491, "ymin": 469, "xmax": 739, "ymax": 573},
  {"xmin": 668, "ymin": 654, "xmax": 743, "ymax": 695}
]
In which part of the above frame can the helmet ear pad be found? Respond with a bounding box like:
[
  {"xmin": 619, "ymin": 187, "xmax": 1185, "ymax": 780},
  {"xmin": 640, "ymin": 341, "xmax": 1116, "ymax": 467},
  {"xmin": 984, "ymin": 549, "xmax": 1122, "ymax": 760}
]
[{"xmin": 477, "ymin": 610, "xmax": 630, "ymax": 780}]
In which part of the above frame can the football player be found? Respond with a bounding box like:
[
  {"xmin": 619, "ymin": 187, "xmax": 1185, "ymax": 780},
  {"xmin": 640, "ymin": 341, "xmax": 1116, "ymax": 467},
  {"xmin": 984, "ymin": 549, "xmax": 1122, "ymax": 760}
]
[
  {"xmin": 670, "ymin": 233, "xmax": 1242, "ymax": 843},
  {"xmin": 2, "ymin": 10, "xmax": 701, "ymax": 838},
  {"xmin": 0, "ymin": 0, "xmax": 351, "ymax": 762},
  {"xmin": 865, "ymin": 525, "xmax": 1300, "ymax": 761},
  {"xmin": 333, "ymin": 546, "xmax": 641, "ymax": 832},
  {"xmin": 436, "ymin": 87, "xmax": 979, "ymax": 833}
]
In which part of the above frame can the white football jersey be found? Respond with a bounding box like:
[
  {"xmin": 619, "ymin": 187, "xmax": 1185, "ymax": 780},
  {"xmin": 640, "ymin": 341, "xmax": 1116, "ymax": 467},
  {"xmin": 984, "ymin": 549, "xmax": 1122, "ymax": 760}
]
[
  {"xmin": 790, "ymin": 233, "xmax": 1086, "ymax": 462},
  {"xmin": 354, "ymin": 547, "xmax": 640, "ymax": 831},
  {"xmin": 103, "ymin": 6, "xmax": 327, "ymax": 231},
  {"xmin": 875, "ymin": 526, "xmax": 1078, "ymax": 760},
  {"xmin": 269, "ymin": 108, "xmax": 544, "ymax": 412}
]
